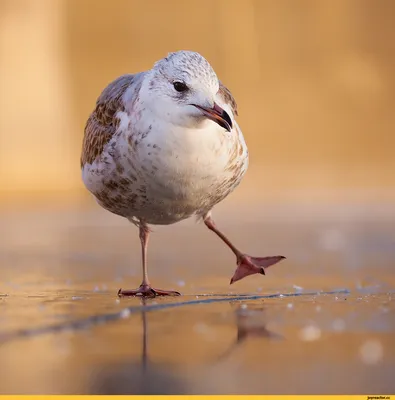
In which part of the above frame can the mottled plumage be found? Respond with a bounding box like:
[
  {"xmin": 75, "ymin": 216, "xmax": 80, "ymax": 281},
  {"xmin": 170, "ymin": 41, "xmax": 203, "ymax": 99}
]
[
  {"xmin": 80, "ymin": 51, "xmax": 284, "ymax": 297},
  {"xmin": 81, "ymin": 74, "xmax": 139, "ymax": 167},
  {"xmin": 81, "ymin": 53, "xmax": 248, "ymax": 224}
]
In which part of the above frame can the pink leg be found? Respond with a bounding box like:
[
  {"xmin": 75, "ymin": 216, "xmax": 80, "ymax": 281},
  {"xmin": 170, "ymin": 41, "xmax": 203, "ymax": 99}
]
[
  {"xmin": 204, "ymin": 214, "xmax": 285, "ymax": 284},
  {"xmin": 118, "ymin": 222, "xmax": 180, "ymax": 298}
]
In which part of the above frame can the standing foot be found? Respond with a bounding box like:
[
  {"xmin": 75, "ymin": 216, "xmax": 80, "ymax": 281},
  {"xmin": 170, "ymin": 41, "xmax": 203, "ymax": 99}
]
[
  {"xmin": 118, "ymin": 284, "xmax": 181, "ymax": 298},
  {"xmin": 230, "ymin": 254, "xmax": 286, "ymax": 284}
]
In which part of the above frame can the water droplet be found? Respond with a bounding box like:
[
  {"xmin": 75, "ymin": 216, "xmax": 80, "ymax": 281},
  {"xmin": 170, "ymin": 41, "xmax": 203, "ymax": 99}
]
[
  {"xmin": 379, "ymin": 305, "xmax": 389, "ymax": 313},
  {"xmin": 332, "ymin": 318, "xmax": 346, "ymax": 332},
  {"xmin": 120, "ymin": 309, "xmax": 131, "ymax": 319},
  {"xmin": 241, "ymin": 304, "xmax": 247, "ymax": 309},
  {"xmin": 287, "ymin": 303, "xmax": 294, "ymax": 309},
  {"xmin": 194, "ymin": 322, "xmax": 208, "ymax": 334},
  {"xmin": 299, "ymin": 325, "xmax": 321, "ymax": 342},
  {"xmin": 177, "ymin": 280, "xmax": 185, "ymax": 287},
  {"xmin": 293, "ymin": 285, "xmax": 303, "ymax": 292},
  {"xmin": 193, "ymin": 322, "xmax": 216, "ymax": 341},
  {"xmin": 359, "ymin": 339, "xmax": 383, "ymax": 365}
]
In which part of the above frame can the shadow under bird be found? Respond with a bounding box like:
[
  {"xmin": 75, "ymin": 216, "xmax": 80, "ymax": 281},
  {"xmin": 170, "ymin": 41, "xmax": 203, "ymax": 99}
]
[{"xmin": 81, "ymin": 50, "xmax": 285, "ymax": 297}]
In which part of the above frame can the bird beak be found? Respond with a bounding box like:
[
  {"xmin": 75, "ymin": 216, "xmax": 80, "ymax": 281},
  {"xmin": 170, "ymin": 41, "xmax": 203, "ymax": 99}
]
[{"xmin": 193, "ymin": 102, "xmax": 233, "ymax": 132}]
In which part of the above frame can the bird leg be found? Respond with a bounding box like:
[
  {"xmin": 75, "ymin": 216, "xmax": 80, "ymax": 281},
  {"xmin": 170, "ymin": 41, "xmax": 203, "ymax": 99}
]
[
  {"xmin": 118, "ymin": 222, "xmax": 181, "ymax": 297},
  {"xmin": 203, "ymin": 215, "xmax": 285, "ymax": 284}
]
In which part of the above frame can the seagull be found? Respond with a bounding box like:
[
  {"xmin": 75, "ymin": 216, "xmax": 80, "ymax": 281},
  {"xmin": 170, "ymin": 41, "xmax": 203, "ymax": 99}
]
[{"xmin": 81, "ymin": 50, "xmax": 285, "ymax": 297}]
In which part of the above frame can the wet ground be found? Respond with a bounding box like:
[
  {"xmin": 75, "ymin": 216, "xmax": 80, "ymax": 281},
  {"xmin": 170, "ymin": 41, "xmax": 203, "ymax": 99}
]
[{"xmin": 0, "ymin": 203, "xmax": 394, "ymax": 394}]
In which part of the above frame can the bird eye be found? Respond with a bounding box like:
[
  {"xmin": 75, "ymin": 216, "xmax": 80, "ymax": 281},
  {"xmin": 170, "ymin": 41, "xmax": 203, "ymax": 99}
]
[{"xmin": 173, "ymin": 81, "xmax": 188, "ymax": 92}]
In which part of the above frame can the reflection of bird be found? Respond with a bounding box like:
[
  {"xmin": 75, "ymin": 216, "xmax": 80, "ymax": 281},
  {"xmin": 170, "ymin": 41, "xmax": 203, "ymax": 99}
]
[
  {"xmin": 216, "ymin": 304, "xmax": 283, "ymax": 361},
  {"xmin": 81, "ymin": 50, "xmax": 285, "ymax": 297},
  {"xmin": 140, "ymin": 300, "xmax": 148, "ymax": 371},
  {"xmin": 90, "ymin": 301, "xmax": 188, "ymax": 394}
]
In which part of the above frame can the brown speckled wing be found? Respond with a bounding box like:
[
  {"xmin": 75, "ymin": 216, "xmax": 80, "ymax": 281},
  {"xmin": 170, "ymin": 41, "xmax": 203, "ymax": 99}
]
[
  {"xmin": 81, "ymin": 74, "xmax": 137, "ymax": 167},
  {"xmin": 218, "ymin": 81, "xmax": 238, "ymax": 116}
]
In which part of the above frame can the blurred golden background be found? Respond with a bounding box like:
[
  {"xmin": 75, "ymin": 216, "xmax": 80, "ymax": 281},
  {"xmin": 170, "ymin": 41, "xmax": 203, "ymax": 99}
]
[
  {"xmin": 0, "ymin": 0, "xmax": 394, "ymax": 206},
  {"xmin": 1, "ymin": 2, "xmax": 395, "ymax": 394}
]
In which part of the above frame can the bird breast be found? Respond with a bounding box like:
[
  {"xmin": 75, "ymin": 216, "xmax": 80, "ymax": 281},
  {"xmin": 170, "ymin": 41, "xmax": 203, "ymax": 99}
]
[
  {"xmin": 133, "ymin": 114, "xmax": 245, "ymax": 192},
  {"xmin": 83, "ymin": 110, "xmax": 248, "ymax": 223}
]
